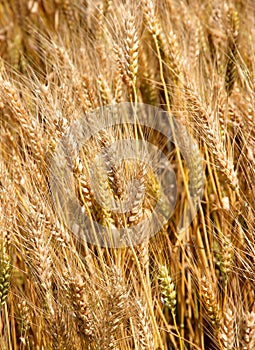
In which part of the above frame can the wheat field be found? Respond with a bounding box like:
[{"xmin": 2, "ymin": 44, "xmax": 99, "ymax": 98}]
[{"xmin": 0, "ymin": 0, "xmax": 255, "ymax": 349}]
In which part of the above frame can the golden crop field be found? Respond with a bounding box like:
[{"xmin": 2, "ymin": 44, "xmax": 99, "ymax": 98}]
[{"xmin": 0, "ymin": 0, "xmax": 254, "ymax": 349}]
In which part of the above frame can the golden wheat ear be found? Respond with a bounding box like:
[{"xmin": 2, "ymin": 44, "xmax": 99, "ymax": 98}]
[
  {"xmin": 200, "ymin": 276, "xmax": 221, "ymax": 328},
  {"xmin": 219, "ymin": 305, "xmax": 236, "ymax": 350},
  {"xmin": 242, "ymin": 311, "xmax": 255, "ymax": 350},
  {"xmin": 224, "ymin": 6, "xmax": 239, "ymax": 96}
]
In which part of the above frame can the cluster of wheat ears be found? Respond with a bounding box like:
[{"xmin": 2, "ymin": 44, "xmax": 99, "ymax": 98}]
[{"xmin": 0, "ymin": 0, "xmax": 255, "ymax": 349}]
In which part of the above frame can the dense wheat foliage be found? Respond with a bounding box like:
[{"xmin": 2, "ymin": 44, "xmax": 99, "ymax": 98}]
[{"xmin": 0, "ymin": 0, "xmax": 255, "ymax": 349}]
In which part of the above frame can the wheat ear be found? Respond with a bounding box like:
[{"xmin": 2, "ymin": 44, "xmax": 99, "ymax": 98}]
[
  {"xmin": 242, "ymin": 311, "xmax": 255, "ymax": 350},
  {"xmin": 0, "ymin": 255, "xmax": 11, "ymax": 306},
  {"xmin": 220, "ymin": 305, "xmax": 235, "ymax": 350},
  {"xmin": 225, "ymin": 6, "xmax": 239, "ymax": 96},
  {"xmin": 201, "ymin": 276, "xmax": 221, "ymax": 327}
]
